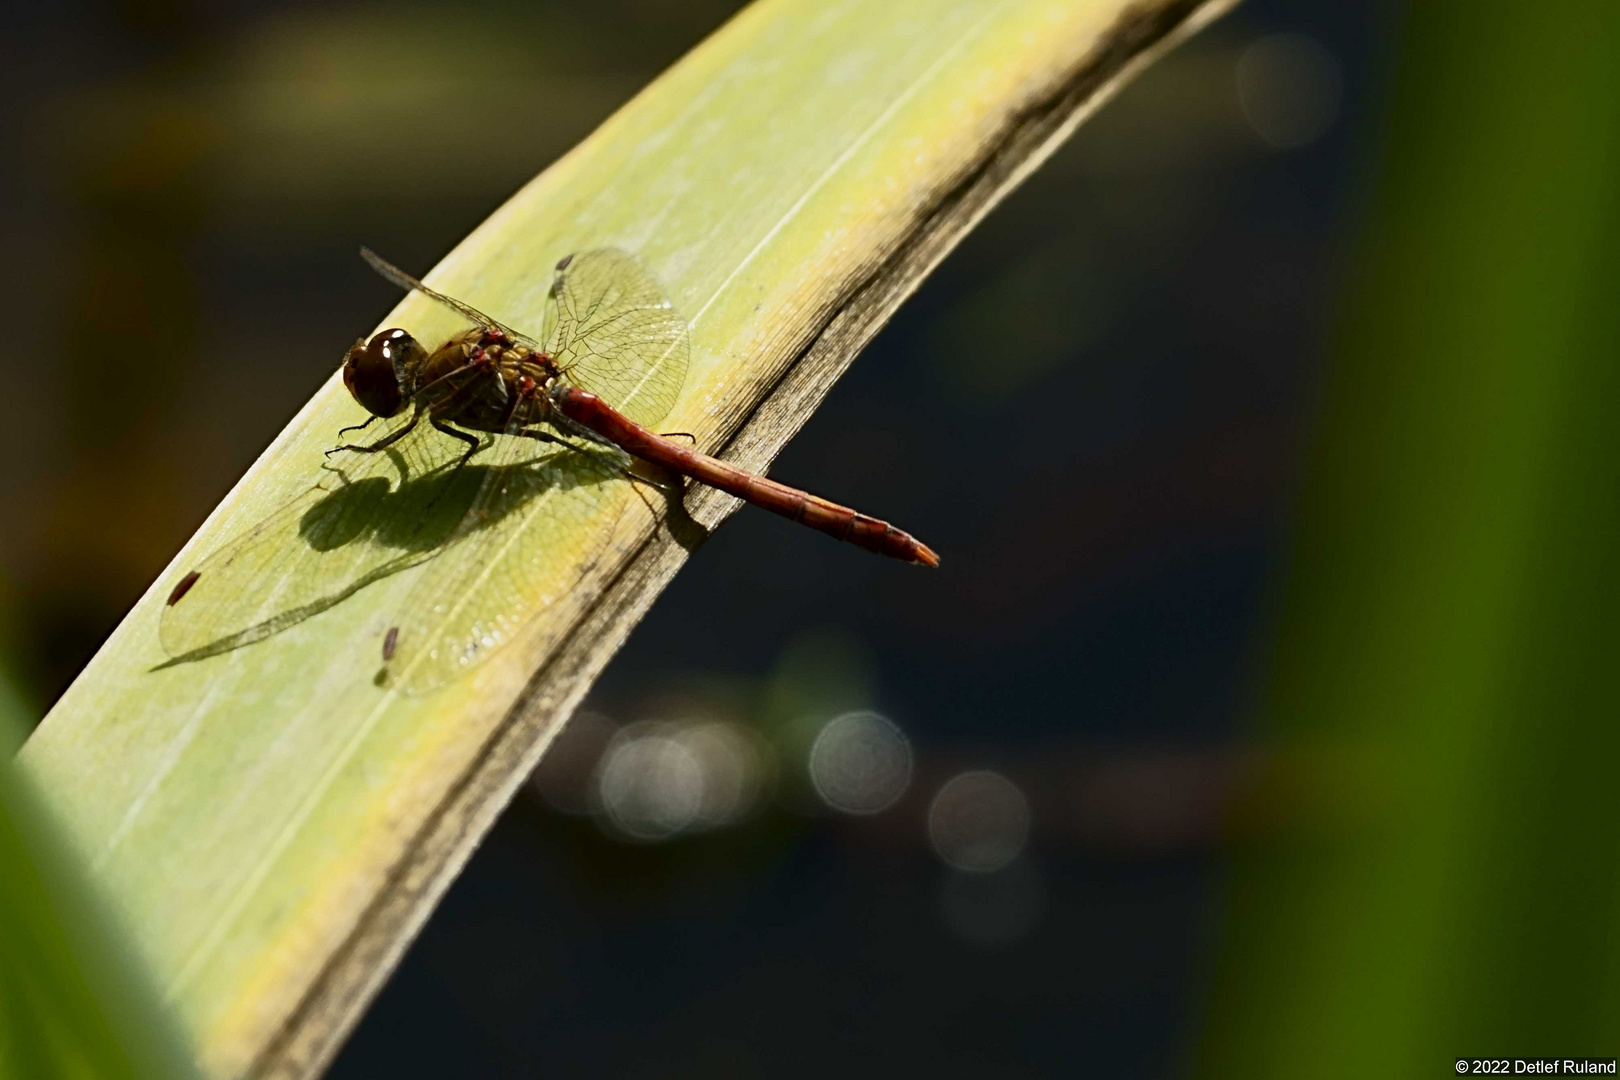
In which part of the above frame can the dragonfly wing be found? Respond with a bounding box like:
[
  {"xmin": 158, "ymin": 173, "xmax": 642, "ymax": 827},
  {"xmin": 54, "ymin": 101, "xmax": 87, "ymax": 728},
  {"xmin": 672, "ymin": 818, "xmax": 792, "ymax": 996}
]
[
  {"xmin": 544, "ymin": 249, "xmax": 690, "ymax": 429},
  {"xmin": 158, "ymin": 410, "xmax": 486, "ymax": 662},
  {"xmin": 361, "ymin": 248, "xmax": 542, "ymax": 350},
  {"xmin": 378, "ymin": 417, "xmax": 634, "ymax": 695}
]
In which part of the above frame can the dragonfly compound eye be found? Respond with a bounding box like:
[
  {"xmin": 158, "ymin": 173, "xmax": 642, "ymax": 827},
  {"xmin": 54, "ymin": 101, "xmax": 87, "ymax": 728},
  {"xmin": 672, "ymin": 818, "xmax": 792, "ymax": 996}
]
[{"xmin": 342, "ymin": 328, "xmax": 421, "ymax": 418}]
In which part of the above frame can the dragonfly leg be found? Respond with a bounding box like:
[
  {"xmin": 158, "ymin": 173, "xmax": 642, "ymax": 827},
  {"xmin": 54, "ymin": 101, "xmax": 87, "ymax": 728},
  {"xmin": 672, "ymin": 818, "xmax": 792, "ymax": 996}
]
[
  {"xmin": 325, "ymin": 413, "xmax": 419, "ymax": 457},
  {"xmin": 623, "ymin": 466, "xmax": 678, "ymax": 495},
  {"xmin": 514, "ymin": 426, "xmax": 635, "ymax": 474},
  {"xmin": 659, "ymin": 431, "xmax": 696, "ymax": 444},
  {"xmin": 549, "ymin": 410, "xmax": 628, "ymax": 454},
  {"xmin": 511, "ymin": 428, "xmax": 570, "ymax": 450},
  {"xmin": 622, "ymin": 469, "xmax": 664, "ymax": 519},
  {"xmin": 430, "ymin": 417, "xmax": 482, "ymax": 468},
  {"xmin": 519, "ymin": 423, "xmax": 671, "ymax": 499},
  {"xmin": 337, "ymin": 415, "xmax": 377, "ymax": 439}
]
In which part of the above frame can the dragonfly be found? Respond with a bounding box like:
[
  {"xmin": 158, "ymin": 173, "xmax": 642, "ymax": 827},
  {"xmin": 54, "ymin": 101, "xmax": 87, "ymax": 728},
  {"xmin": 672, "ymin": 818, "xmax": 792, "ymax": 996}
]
[{"xmin": 160, "ymin": 247, "xmax": 937, "ymax": 693}]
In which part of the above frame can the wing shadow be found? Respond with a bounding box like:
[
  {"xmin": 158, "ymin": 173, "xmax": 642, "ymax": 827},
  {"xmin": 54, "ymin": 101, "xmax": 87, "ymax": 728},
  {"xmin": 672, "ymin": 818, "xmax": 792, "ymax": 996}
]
[{"xmin": 153, "ymin": 441, "xmax": 620, "ymax": 670}]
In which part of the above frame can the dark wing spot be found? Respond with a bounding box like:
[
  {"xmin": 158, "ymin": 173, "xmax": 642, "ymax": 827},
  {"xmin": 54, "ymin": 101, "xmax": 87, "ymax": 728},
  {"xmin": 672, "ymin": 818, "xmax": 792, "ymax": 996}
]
[
  {"xmin": 167, "ymin": 570, "xmax": 201, "ymax": 606},
  {"xmin": 555, "ymin": 253, "xmax": 574, "ymax": 271},
  {"xmin": 383, "ymin": 626, "xmax": 400, "ymax": 661}
]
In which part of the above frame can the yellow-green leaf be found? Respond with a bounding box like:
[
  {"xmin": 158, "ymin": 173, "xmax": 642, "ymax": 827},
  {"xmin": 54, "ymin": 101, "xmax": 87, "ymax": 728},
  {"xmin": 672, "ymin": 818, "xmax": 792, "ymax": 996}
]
[{"xmin": 21, "ymin": 1, "xmax": 1232, "ymax": 1076}]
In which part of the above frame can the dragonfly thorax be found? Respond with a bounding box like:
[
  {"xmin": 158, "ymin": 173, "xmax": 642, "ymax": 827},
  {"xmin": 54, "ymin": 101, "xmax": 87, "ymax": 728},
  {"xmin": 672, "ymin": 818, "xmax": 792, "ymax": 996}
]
[{"xmin": 401, "ymin": 326, "xmax": 561, "ymax": 435}]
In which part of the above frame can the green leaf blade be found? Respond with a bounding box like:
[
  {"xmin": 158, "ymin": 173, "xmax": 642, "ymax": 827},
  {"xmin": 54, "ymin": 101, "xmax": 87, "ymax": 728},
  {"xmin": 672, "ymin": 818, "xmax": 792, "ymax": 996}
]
[{"xmin": 21, "ymin": 2, "xmax": 1233, "ymax": 1076}]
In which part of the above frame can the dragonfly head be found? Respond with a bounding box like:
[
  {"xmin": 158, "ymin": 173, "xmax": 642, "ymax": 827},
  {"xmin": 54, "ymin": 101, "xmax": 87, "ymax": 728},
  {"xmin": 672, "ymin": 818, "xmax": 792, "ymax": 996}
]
[{"xmin": 342, "ymin": 328, "xmax": 424, "ymax": 418}]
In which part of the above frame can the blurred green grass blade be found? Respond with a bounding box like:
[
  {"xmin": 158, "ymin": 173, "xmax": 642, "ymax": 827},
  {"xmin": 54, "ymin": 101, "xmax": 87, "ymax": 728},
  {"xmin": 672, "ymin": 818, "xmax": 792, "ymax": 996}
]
[
  {"xmin": 1198, "ymin": 0, "xmax": 1620, "ymax": 1076},
  {"xmin": 1, "ymin": 675, "xmax": 200, "ymax": 1080},
  {"xmin": 20, "ymin": 1, "xmax": 1235, "ymax": 1077}
]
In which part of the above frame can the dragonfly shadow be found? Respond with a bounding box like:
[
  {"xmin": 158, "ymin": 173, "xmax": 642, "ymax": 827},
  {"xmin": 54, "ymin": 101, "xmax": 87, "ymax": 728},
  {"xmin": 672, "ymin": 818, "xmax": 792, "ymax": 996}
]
[
  {"xmin": 632, "ymin": 462, "xmax": 709, "ymax": 557},
  {"xmin": 153, "ymin": 442, "xmax": 624, "ymax": 671}
]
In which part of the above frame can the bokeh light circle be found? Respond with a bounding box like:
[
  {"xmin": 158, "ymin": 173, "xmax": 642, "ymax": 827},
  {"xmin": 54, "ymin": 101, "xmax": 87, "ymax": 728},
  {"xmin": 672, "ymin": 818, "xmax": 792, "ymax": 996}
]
[
  {"xmin": 675, "ymin": 720, "xmax": 767, "ymax": 829},
  {"xmin": 594, "ymin": 725, "xmax": 705, "ymax": 840},
  {"xmin": 590, "ymin": 718, "xmax": 770, "ymax": 841},
  {"xmin": 927, "ymin": 770, "xmax": 1031, "ymax": 873},
  {"xmin": 1236, "ymin": 32, "xmax": 1343, "ymax": 149},
  {"xmin": 807, "ymin": 710, "xmax": 913, "ymax": 815}
]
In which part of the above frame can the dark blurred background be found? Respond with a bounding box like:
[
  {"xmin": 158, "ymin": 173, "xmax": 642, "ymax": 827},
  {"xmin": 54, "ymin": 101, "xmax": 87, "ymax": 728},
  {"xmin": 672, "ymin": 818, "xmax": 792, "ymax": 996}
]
[{"xmin": 0, "ymin": 0, "xmax": 1412, "ymax": 1076}]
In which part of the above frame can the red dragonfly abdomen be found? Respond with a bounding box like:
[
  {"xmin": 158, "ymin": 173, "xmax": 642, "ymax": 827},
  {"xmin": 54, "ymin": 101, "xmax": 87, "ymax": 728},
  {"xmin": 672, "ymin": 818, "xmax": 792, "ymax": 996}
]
[{"xmin": 553, "ymin": 387, "xmax": 939, "ymax": 567}]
